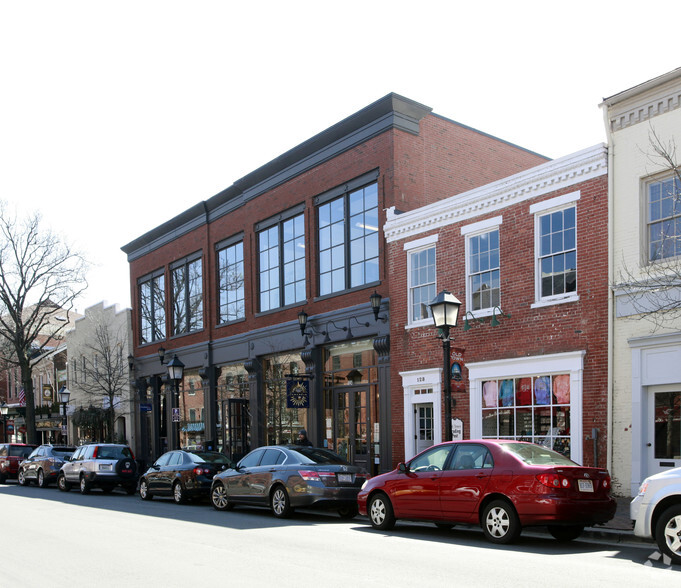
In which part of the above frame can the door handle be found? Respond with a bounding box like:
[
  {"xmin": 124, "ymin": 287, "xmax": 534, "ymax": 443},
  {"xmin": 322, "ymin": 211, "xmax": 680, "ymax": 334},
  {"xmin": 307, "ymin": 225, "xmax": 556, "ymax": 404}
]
[{"xmin": 647, "ymin": 443, "xmax": 652, "ymax": 447}]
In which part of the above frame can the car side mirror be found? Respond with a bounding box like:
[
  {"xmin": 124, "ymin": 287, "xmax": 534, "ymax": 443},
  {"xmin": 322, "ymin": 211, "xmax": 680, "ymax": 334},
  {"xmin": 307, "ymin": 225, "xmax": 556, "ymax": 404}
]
[
  {"xmin": 151, "ymin": 464, "xmax": 160, "ymax": 470},
  {"xmin": 398, "ymin": 462, "xmax": 409, "ymax": 473}
]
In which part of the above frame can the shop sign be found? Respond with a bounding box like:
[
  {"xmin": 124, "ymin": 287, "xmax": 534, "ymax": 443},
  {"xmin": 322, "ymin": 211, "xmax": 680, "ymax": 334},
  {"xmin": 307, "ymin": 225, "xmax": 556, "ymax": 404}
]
[
  {"xmin": 452, "ymin": 418, "xmax": 464, "ymax": 440},
  {"xmin": 140, "ymin": 403, "xmax": 152, "ymax": 412},
  {"xmin": 42, "ymin": 384, "xmax": 53, "ymax": 402},
  {"xmin": 286, "ymin": 379, "xmax": 309, "ymax": 408}
]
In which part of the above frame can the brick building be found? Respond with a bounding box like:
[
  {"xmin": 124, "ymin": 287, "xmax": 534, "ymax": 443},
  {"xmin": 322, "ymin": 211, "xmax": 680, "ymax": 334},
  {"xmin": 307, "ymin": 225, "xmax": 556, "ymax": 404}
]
[
  {"xmin": 385, "ymin": 144, "xmax": 608, "ymax": 470},
  {"xmin": 122, "ymin": 93, "xmax": 547, "ymax": 472}
]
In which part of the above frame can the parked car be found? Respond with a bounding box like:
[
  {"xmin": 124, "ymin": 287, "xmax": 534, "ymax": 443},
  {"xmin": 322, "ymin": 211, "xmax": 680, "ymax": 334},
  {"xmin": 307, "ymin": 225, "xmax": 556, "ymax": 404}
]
[
  {"xmin": 630, "ymin": 466, "xmax": 681, "ymax": 564},
  {"xmin": 139, "ymin": 450, "xmax": 234, "ymax": 504},
  {"xmin": 57, "ymin": 443, "xmax": 138, "ymax": 495},
  {"xmin": 357, "ymin": 439, "xmax": 616, "ymax": 544},
  {"xmin": 18, "ymin": 444, "xmax": 77, "ymax": 487},
  {"xmin": 0, "ymin": 443, "xmax": 38, "ymax": 483},
  {"xmin": 210, "ymin": 445, "xmax": 369, "ymax": 518}
]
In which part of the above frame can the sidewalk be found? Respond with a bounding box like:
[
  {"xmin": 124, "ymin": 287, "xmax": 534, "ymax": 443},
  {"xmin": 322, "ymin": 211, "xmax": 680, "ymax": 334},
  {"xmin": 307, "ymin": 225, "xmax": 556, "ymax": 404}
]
[{"xmin": 579, "ymin": 495, "xmax": 652, "ymax": 544}]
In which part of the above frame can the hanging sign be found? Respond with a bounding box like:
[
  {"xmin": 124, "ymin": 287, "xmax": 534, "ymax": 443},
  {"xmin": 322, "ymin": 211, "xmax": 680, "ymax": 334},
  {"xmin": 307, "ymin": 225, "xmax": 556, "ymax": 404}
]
[{"xmin": 286, "ymin": 379, "xmax": 310, "ymax": 409}]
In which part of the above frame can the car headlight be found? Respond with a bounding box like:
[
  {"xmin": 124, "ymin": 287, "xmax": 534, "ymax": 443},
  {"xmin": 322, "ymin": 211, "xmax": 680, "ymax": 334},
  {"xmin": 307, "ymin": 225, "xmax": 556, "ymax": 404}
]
[
  {"xmin": 361, "ymin": 480, "xmax": 368, "ymax": 490},
  {"xmin": 637, "ymin": 481, "xmax": 648, "ymax": 496}
]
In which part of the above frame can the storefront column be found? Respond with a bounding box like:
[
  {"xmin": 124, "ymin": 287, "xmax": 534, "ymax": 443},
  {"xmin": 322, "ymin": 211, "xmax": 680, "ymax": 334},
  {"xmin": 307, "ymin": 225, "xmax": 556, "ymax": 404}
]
[
  {"xmin": 148, "ymin": 376, "xmax": 163, "ymax": 460},
  {"xmin": 245, "ymin": 359, "xmax": 264, "ymax": 448},
  {"xmin": 301, "ymin": 348, "xmax": 322, "ymax": 445},
  {"xmin": 374, "ymin": 335, "xmax": 391, "ymax": 473}
]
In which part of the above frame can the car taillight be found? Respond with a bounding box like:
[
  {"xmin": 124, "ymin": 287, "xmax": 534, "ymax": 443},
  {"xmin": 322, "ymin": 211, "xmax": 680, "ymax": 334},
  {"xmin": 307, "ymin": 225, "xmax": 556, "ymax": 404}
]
[
  {"xmin": 537, "ymin": 473, "xmax": 571, "ymax": 489},
  {"xmin": 193, "ymin": 467, "xmax": 211, "ymax": 476},
  {"xmin": 602, "ymin": 476, "xmax": 610, "ymax": 490},
  {"xmin": 92, "ymin": 446, "xmax": 98, "ymax": 458},
  {"xmin": 298, "ymin": 470, "xmax": 321, "ymax": 481}
]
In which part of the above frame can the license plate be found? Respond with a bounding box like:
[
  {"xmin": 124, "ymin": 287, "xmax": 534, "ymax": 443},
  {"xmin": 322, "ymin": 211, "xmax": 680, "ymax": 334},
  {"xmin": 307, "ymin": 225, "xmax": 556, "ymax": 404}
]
[
  {"xmin": 99, "ymin": 464, "xmax": 112, "ymax": 471},
  {"xmin": 578, "ymin": 479, "xmax": 594, "ymax": 492},
  {"xmin": 337, "ymin": 474, "xmax": 353, "ymax": 484}
]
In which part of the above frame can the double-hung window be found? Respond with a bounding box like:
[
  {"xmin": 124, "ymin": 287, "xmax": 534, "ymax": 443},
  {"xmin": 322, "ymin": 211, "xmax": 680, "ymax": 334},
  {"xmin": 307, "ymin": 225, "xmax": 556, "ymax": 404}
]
[
  {"xmin": 317, "ymin": 174, "xmax": 379, "ymax": 296},
  {"xmin": 257, "ymin": 206, "xmax": 306, "ymax": 312},
  {"xmin": 171, "ymin": 254, "xmax": 203, "ymax": 335},
  {"xmin": 463, "ymin": 217, "xmax": 501, "ymax": 314},
  {"xmin": 648, "ymin": 175, "xmax": 681, "ymax": 261},
  {"xmin": 216, "ymin": 236, "xmax": 245, "ymax": 323},
  {"xmin": 405, "ymin": 235, "xmax": 438, "ymax": 325},
  {"xmin": 139, "ymin": 270, "xmax": 166, "ymax": 344},
  {"xmin": 531, "ymin": 192, "xmax": 579, "ymax": 305}
]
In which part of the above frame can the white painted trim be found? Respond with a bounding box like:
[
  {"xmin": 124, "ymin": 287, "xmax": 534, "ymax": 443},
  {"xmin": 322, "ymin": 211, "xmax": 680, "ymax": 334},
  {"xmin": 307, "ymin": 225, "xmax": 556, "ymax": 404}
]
[
  {"xmin": 400, "ymin": 368, "xmax": 443, "ymax": 461},
  {"xmin": 461, "ymin": 215, "xmax": 503, "ymax": 236},
  {"xmin": 529, "ymin": 190, "xmax": 580, "ymax": 215},
  {"xmin": 403, "ymin": 233, "xmax": 439, "ymax": 251}
]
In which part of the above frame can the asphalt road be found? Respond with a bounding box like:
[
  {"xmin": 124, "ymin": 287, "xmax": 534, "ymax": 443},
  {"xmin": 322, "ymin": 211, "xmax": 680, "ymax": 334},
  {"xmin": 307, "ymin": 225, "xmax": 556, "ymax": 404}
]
[{"xmin": 0, "ymin": 482, "xmax": 678, "ymax": 587}]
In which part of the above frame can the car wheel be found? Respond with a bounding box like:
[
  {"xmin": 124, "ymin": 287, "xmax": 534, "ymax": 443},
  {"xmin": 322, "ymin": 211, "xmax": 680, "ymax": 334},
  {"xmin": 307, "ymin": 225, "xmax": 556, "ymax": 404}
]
[
  {"xmin": 368, "ymin": 493, "xmax": 396, "ymax": 531},
  {"xmin": 655, "ymin": 504, "xmax": 681, "ymax": 565},
  {"xmin": 271, "ymin": 485, "xmax": 293, "ymax": 518},
  {"xmin": 17, "ymin": 469, "xmax": 28, "ymax": 486},
  {"xmin": 57, "ymin": 473, "xmax": 71, "ymax": 492},
  {"xmin": 338, "ymin": 505, "xmax": 359, "ymax": 519},
  {"xmin": 139, "ymin": 479, "xmax": 153, "ymax": 501},
  {"xmin": 37, "ymin": 469, "xmax": 48, "ymax": 488},
  {"xmin": 210, "ymin": 483, "xmax": 232, "ymax": 511},
  {"xmin": 0, "ymin": 473, "xmax": 6, "ymax": 484},
  {"xmin": 79, "ymin": 475, "xmax": 92, "ymax": 495},
  {"xmin": 548, "ymin": 525, "xmax": 584, "ymax": 542},
  {"xmin": 173, "ymin": 481, "xmax": 187, "ymax": 504},
  {"xmin": 482, "ymin": 499, "xmax": 521, "ymax": 544}
]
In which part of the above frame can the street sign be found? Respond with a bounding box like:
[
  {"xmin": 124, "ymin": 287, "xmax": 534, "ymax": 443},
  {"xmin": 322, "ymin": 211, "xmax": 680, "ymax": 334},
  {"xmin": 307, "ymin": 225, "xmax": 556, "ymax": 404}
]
[{"xmin": 172, "ymin": 407, "xmax": 180, "ymax": 422}]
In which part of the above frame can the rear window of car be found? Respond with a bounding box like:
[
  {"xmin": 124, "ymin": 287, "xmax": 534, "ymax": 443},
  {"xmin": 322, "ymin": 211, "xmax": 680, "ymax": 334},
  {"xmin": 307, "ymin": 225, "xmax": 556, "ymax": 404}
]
[
  {"xmin": 291, "ymin": 448, "xmax": 348, "ymax": 465},
  {"xmin": 52, "ymin": 448, "xmax": 76, "ymax": 457},
  {"xmin": 9, "ymin": 446, "xmax": 34, "ymax": 458},
  {"xmin": 504, "ymin": 443, "xmax": 576, "ymax": 466},
  {"xmin": 96, "ymin": 446, "xmax": 133, "ymax": 460},
  {"xmin": 189, "ymin": 452, "xmax": 233, "ymax": 465}
]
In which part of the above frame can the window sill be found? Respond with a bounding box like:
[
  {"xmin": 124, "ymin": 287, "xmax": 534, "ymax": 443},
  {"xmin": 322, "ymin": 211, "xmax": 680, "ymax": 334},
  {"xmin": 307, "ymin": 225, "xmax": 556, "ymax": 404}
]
[
  {"xmin": 531, "ymin": 294, "xmax": 580, "ymax": 309},
  {"xmin": 405, "ymin": 319, "xmax": 434, "ymax": 330}
]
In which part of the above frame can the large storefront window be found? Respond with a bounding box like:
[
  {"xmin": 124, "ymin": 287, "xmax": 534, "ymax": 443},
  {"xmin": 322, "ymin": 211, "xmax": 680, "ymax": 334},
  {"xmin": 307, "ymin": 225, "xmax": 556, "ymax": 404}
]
[
  {"xmin": 481, "ymin": 374, "xmax": 571, "ymax": 456},
  {"xmin": 322, "ymin": 339, "xmax": 379, "ymax": 475},
  {"xmin": 216, "ymin": 363, "xmax": 250, "ymax": 460},
  {"xmin": 262, "ymin": 353, "xmax": 307, "ymax": 445},
  {"xmin": 178, "ymin": 369, "xmax": 205, "ymax": 450}
]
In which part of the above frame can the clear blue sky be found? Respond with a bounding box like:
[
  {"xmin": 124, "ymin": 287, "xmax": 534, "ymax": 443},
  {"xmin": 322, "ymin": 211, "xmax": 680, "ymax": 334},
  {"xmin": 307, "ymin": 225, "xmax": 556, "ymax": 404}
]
[{"xmin": 1, "ymin": 1, "xmax": 679, "ymax": 311}]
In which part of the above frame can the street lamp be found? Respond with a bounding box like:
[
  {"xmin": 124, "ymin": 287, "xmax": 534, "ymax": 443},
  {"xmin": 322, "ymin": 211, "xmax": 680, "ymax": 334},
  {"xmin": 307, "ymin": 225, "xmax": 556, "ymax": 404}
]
[
  {"xmin": 58, "ymin": 386, "xmax": 71, "ymax": 444},
  {"xmin": 1, "ymin": 402, "xmax": 8, "ymax": 443},
  {"xmin": 166, "ymin": 355, "xmax": 185, "ymax": 450},
  {"xmin": 429, "ymin": 290, "xmax": 462, "ymax": 442}
]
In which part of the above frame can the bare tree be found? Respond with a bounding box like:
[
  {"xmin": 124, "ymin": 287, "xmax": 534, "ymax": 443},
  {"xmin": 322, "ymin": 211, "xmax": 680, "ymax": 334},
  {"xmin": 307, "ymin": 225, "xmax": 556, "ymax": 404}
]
[
  {"xmin": 0, "ymin": 202, "xmax": 88, "ymax": 443},
  {"xmin": 614, "ymin": 127, "xmax": 681, "ymax": 329},
  {"xmin": 79, "ymin": 320, "xmax": 128, "ymax": 442}
]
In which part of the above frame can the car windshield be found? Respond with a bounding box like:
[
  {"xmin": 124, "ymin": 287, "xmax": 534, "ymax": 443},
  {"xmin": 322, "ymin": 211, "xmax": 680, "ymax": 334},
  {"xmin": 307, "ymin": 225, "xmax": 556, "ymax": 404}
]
[
  {"xmin": 504, "ymin": 443, "xmax": 576, "ymax": 466},
  {"xmin": 188, "ymin": 452, "xmax": 232, "ymax": 465},
  {"xmin": 9, "ymin": 446, "xmax": 33, "ymax": 458},
  {"xmin": 290, "ymin": 447, "xmax": 348, "ymax": 465}
]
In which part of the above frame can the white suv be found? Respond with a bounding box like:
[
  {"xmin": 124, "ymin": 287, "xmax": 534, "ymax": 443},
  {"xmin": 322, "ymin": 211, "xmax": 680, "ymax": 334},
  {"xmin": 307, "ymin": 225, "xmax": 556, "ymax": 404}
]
[
  {"xmin": 630, "ymin": 467, "xmax": 681, "ymax": 564},
  {"xmin": 57, "ymin": 443, "xmax": 138, "ymax": 495}
]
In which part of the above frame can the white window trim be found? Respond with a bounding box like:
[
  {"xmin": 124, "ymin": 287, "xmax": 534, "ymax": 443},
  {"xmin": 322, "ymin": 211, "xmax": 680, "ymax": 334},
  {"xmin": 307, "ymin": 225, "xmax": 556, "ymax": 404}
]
[
  {"xmin": 405, "ymin": 236, "xmax": 438, "ymax": 329},
  {"xmin": 463, "ymin": 216, "xmax": 502, "ymax": 315},
  {"xmin": 467, "ymin": 350, "xmax": 585, "ymax": 464},
  {"xmin": 400, "ymin": 368, "xmax": 442, "ymax": 461},
  {"xmin": 531, "ymin": 191, "xmax": 580, "ymax": 308}
]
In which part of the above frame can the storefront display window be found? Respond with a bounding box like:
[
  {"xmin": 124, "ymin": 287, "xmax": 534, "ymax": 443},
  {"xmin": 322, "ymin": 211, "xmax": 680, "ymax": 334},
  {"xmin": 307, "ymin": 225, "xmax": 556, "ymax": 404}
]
[
  {"xmin": 481, "ymin": 374, "xmax": 571, "ymax": 456},
  {"xmin": 178, "ymin": 369, "xmax": 205, "ymax": 450},
  {"xmin": 216, "ymin": 363, "xmax": 249, "ymax": 459},
  {"xmin": 262, "ymin": 353, "xmax": 306, "ymax": 445}
]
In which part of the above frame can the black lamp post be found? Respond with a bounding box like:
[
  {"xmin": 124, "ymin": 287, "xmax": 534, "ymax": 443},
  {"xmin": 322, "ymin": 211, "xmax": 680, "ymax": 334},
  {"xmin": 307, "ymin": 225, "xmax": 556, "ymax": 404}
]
[
  {"xmin": 1, "ymin": 402, "xmax": 8, "ymax": 443},
  {"xmin": 428, "ymin": 290, "xmax": 462, "ymax": 442},
  {"xmin": 58, "ymin": 386, "xmax": 71, "ymax": 444},
  {"xmin": 166, "ymin": 354, "xmax": 185, "ymax": 450}
]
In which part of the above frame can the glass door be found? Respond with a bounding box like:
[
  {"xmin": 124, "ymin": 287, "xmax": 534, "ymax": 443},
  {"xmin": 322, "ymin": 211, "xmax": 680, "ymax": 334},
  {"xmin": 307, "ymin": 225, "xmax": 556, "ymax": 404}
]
[
  {"xmin": 648, "ymin": 391, "xmax": 681, "ymax": 475},
  {"xmin": 414, "ymin": 402, "xmax": 434, "ymax": 455},
  {"xmin": 223, "ymin": 398, "xmax": 250, "ymax": 462},
  {"xmin": 334, "ymin": 386, "xmax": 370, "ymax": 472}
]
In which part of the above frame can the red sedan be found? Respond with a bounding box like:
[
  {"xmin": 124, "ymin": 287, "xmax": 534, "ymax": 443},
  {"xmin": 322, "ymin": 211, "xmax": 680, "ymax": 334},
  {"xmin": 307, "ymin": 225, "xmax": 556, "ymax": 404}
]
[{"xmin": 357, "ymin": 440, "xmax": 616, "ymax": 544}]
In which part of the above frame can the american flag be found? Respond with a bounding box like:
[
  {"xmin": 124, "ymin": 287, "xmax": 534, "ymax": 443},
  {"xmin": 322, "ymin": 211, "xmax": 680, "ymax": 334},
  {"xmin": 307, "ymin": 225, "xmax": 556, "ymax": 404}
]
[{"xmin": 18, "ymin": 387, "xmax": 25, "ymax": 407}]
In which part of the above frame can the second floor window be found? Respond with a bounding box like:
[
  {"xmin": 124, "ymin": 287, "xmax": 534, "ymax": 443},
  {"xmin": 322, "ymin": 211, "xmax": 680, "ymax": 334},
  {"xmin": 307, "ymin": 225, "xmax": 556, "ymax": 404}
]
[
  {"xmin": 258, "ymin": 213, "xmax": 306, "ymax": 312},
  {"xmin": 217, "ymin": 240, "xmax": 245, "ymax": 323},
  {"xmin": 648, "ymin": 175, "xmax": 681, "ymax": 261},
  {"xmin": 469, "ymin": 229, "xmax": 500, "ymax": 311},
  {"xmin": 172, "ymin": 257, "xmax": 203, "ymax": 335},
  {"xmin": 318, "ymin": 182, "xmax": 379, "ymax": 296},
  {"xmin": 139, "ymin": 272, "xmax": 166, "ymax": 344},
  {"xmin": 409, "ymin": 246, "xmax": 436, "ymax": 322},
  {"xmin": 538, "ymin": 206, "xmax": 576, "ymax": 299}
]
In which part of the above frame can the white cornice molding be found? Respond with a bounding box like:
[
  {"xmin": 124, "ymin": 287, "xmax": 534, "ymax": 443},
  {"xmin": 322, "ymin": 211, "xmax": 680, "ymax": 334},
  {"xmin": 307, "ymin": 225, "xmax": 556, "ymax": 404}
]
[{"xmin": 385, "ymin": 144, "xmax": 607, "ymax": 243}]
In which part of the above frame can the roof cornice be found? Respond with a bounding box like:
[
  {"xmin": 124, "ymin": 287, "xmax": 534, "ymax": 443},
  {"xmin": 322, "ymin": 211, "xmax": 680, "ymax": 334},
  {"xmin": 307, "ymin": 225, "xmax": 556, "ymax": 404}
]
[{"xmin": 384, "ymin": 143, "xmax": 607, "ymax": 243}]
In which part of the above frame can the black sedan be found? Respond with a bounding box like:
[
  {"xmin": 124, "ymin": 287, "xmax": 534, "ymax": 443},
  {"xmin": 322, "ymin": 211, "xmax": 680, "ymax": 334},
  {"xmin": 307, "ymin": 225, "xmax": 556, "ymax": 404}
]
[
  {"xmin": 209, "ymin": 445, "xmax": 369, "ymax": 519},
  {"xmin": 139, "ymin": 450, "xmax": 234, "ymax": 504}
]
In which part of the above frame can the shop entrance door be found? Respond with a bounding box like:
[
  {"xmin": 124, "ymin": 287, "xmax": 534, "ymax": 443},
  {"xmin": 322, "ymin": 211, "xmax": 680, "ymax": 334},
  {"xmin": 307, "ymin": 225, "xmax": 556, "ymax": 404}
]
[
  {"xmin": 647, "ymin": 390, "xmax": 681, "ymax": 476},
  {"xmin": 333, "ymin": 386, "xmax": 370, "ymax": 473},
  {"xmin": 223, "ymin": 398, "xmax": 250, "ymax": 462},
  {"xmin": 414, "ymin": 403, "xmax": 435, "ymax": 455}
]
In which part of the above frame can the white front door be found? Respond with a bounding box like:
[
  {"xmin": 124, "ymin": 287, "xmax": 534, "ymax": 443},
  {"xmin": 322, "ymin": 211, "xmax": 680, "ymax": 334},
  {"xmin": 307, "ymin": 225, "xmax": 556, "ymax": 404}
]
[
  {"xmin": 647, "ymin": 390, "xmax": 681, "ymax": 476},
  {"xmin": 414, "ymin": 403, "xmax": 434, "ymax": 456}
]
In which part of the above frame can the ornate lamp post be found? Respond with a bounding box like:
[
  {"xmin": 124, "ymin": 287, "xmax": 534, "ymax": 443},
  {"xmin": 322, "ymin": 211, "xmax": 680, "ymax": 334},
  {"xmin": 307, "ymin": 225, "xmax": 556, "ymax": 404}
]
[
  {"xmin": 166, "ymin": 355, "xmax": 185, "ymax": 450},
  {"xmin": 428, "ymin": 290, "xmax": 462, "ymax": 442},
  {"xmin": 58, "ymin": 386, "xmax": 71, "ymax": 444},
  {"xmin": 0, "ymin": 402, "xmax": 8, "ymax": 443}
]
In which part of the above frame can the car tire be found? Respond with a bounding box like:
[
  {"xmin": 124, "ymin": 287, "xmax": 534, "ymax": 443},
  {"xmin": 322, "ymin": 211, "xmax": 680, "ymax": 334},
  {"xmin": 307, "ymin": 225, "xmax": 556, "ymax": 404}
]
[
  {"xmin": 57, "ymin": 473, "xmax": 71, "ymax": 492},
  {"xmin": 271, "ymin": 485, "xmax": 293, "ymax": 518},
  {"xmin": 173, "ymin": 481, "xmax": 187, "ymax": 504},
  {"xmin": 548, "ymin": 525, "xmax": 584, "ymax": 542},
  {"xmin": 654, "ymin": 504, "xmax": 681, "ymax": 565},
  {"xmin": 368, "ymin": 493, "xmax": 396, "ymax": 531},
  {"xmin": 37, "ymin": 469, "xmax": 47, "ymax": 488},
  {"xmin": 338, "ymin": 505, "xmax": 359, "ymax": 519},
  {"xmin": 211, "ymin": 483, "xmax": 232, "ymax": 511},
  {"xmin": 482, "ymin": 499, "xmax": 521, "ymax": 544},
  {"xmin": 17, "ymin": 469, "xmax": 28, "ymax": 486},
  {"xmin": 79, "ymin": 475, "xmax": 92, "ymax": 495},
  {"xmin": 139, "ymin": 479, "xmax": 153, "ymax": 501},
  {"xmin": 0, "ymin": 473, "xmax": 6, "ymax": 484}
]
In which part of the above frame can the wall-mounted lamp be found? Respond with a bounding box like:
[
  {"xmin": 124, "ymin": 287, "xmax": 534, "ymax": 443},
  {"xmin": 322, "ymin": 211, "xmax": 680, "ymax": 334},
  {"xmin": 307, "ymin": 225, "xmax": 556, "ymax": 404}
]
[
  {"xmin": 127, "ymin": 354, "xmax": 135, "ymax": 372},
  {"xmin": 298, "ymin": 310, "xmax": 326, "ymax": 346},
  {"xmin": 462, "ymin": 306, "xmax": 511, "ymax": 330},
  {"xmin": 490, "ymin": 305, "xmax": 511, "ymax": 327},
  {"xmin": 370, "ymin": 291, "xmax": 388, "ymax": 323},
  {"xmin": 462, "ymin": 311, "xmax": 483, "ymax": 331},
  {"xmin": 158, "ymin": 346, "xmax": 167, "ymax": 365}
]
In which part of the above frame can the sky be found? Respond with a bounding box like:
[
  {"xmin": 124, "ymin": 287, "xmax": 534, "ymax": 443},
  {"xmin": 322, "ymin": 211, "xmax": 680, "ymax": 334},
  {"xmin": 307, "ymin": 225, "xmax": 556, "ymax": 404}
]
[{"xmin": 1, "ymin": 1, "xmax": 680, "ymax": 313}]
